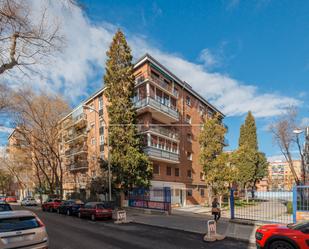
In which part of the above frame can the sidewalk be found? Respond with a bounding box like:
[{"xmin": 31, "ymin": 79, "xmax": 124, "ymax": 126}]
[{"xmin": 126, "ymin": 208, "xmax": 258, "ymax": 245}]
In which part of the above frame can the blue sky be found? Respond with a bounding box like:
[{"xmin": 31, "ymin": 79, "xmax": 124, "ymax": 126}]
[{"xmin": 1, "ymin": 0, "xmax": 309, "ymax": 159}]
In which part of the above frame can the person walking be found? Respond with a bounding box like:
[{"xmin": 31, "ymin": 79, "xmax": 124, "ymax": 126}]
[{"xmin": 211, "ymin": 197, "xmax": 221, "ymax": 222}]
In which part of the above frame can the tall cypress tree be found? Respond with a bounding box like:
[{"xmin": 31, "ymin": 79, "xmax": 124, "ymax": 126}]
[
  {"xmin": 104, "ymin": 30, "xmax": 152, "ymax": 192},
  {"xmin": 235, "ymin": 111, "xmax": 268, "ymax": 195}
]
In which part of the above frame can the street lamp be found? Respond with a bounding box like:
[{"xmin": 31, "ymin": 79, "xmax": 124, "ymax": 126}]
[
  {"xmin": 293, "ymin": 129, "xmax": 306, "ymax": 185},
  {"xmin": 83, "ymin": 104, "xmax": 112, "ymax": 201}
]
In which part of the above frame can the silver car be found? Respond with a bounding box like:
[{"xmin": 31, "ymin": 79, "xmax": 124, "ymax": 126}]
[
  {"xmin": 21, "ymin": 197, "xmax": 38, "ymax": 206},
  {"xmin": 0, "ymin": 210, "xmax": 48, "ymax": 249}
]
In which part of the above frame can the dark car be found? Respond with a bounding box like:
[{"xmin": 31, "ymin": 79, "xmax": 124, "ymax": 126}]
[
  {"xmin": 42, "ymin": 199, "xmax": 62, "ymax": 212},
  {"xmin": 78, "ymin": 202, "xmax": 113, "ymax": 221},
  {"xmin": 0, "ymin": 203, "xmax": 12, "ymax": 212},
  {"xmin": 256, "ymin": 221, "xmax": 309, "ymax": 249},
  {"xmin": 57, "ymin": 199, "xmax": 84, "ymax": 216}
]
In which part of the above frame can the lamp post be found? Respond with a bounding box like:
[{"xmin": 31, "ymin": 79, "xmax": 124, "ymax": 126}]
[
  {"xmin": 293, "ymin": 129, "xmax": 306, "ymax": 185},
  {"xmin": 83, "ymin": 104, "xmax": 112, "ymax": 201}
]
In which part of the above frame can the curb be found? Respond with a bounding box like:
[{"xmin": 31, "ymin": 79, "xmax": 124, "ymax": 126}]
[{"xmin": 130, "ymin": 220, "xmax": 256, "ymax": 246}]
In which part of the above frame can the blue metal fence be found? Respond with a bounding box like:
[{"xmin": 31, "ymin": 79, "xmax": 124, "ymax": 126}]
[
  {"xmin": 128, "ymin": 187, "xmax": 171, "ymax": 213},
  {"xmin": 293, "ymin": 186, "xmax": 309, "ymax": 222},
  {"xmin": 230, "ymin": 189, "xmax": 293, "ymax": 224}
]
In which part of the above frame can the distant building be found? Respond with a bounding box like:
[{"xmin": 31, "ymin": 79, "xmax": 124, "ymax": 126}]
[{"xmin": 257, "ymin": 160, "xmax": 302, "ymax": 191}]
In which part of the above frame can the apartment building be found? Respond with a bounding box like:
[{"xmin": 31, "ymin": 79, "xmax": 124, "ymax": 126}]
[
  {"xmin": 7, "ymin": 130, "xmax": 35, "ymax": 199},
  {"xmin": 266, "ymin": 160, "xmax": 302, "ymax": 191},
  {"xmin": 60, "ymin": 54, "xmax": 225, "ymax": 206}
]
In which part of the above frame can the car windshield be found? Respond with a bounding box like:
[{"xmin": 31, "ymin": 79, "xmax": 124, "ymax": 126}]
[
  {"xmin": 0, "ymin": 216, "xmax": 40, "ymax": 232},
  {"xmin": 287, "ymin": 221, "xmax": 309, "ymax": 229},
  {"xmin": 0, "ymin": 204, "xmax": 12, "ymax": 212}
]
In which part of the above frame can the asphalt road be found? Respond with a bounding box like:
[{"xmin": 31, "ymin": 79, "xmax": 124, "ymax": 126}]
[{"xmin": 13, "ymin": 205, "xmax": 254, "ymax": 249}]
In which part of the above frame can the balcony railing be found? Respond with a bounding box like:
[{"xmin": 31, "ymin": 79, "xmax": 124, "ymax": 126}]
[
  {"xmin": 135, "ymin": 75, "xmax": 178, "ymax": 98},
  {"xmin": 143, "ymin": 146, "xmax": 179, "ymax": 163},
  {"xmin": 63, "ymin": 113, "xmax": 87, "ymax": 130},
  {"xmin": 64, "ymin": 132, "xmax": 87, "ymax": 144},
  {"xmin": 64, "ymin": 146, "xmax": 88, "ymax": 156},
  {"xmin": 138, "ymin": 125, "xmax": 179, "ymax": 140},
  {"xmin": 134, "ymin": 97, "xmax": 179, "ymax": 121},
  {"xmin": 69, "ymin": 161, "xmax": 88, "ymax": 171}
]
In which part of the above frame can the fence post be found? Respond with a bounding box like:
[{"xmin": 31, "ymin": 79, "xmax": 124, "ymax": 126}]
[
  {"xmin": 230, "ymin": 188, "xmax": 235, "ymax": 220},
  {"xmin": 293, "ymin": 186, "xmax": 297, "ymax": 223}
]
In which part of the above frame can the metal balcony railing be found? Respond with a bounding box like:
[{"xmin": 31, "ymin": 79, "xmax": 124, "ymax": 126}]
[
  {"xmin": 143, "ymin": 146, "xmax": 179, "ymax": 163},
  {"xmin": 138, "ymin": 125, "xmax": 179, "ymax": 140},
  {"xmin": 134, "ymin": 97, "xmax": 179, "ymax": 121},
  {"xmin": 135, "ymin": 74, "xmax": 178, "ymax": 98}
]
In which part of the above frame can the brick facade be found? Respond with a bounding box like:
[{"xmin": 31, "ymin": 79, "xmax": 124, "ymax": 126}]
[{"xmin": 60, "ymin": 54, "xmax": 224, "ymax": 206}]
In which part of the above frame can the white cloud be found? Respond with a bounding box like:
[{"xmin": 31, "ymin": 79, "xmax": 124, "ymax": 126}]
[
  {"xmin": 1, "ymin": 0, "xmax": 302, "ymax": 118},
  {"xmin": 267, "ymin": 154, "xmax": 286, "ymax": 162},
  {"xmin": 0, "ymin": 126, "xmax": 13, "ymax": 134},
  {"xmin": 199, "ymin": 48, "xmax": 218, "ymax": 68},
  {"xmin": 300, "ymin": 117, "xmax": 309, "ymax": 128}
]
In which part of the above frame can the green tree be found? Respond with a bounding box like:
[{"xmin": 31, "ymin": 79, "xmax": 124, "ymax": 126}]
[
  {"xmin": 199, "ymin": 114, "xmax": 228, "ymax": 204},
  {"xmin": 104, "ymin": 30, "xmax": 152, "ymax": 193},
  {"xmin": 234, "ymin": 111, "xmax": 268, "ymax": 198}
]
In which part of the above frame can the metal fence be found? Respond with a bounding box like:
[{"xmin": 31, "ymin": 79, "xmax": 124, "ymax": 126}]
[
  {"xmin": 128, "ymin": 187, "xmax": 171, "ymax": 212},
  {"xmin": 294, "ymin": 186, "xmax": 309, "ymax": 222},
  {"xmin": 230, "ymin": 189, "xmax": 293, "ymax": 224}
]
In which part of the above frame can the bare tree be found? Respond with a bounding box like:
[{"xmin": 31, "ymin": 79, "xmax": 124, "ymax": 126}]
[
  {"xmin": 11, "ymin": 88, "xmax": 70, "ymax": 198},
  {"xmin": 270, "ymin": 107, "xmax": 300, "ymax": 185},
  {"xmin": 0, "ymin": 83, "xmax": 12, "ymax": 112},
  {"xmin": 0, "ymin": 0, "xmax": 64, "ymax": 75}
]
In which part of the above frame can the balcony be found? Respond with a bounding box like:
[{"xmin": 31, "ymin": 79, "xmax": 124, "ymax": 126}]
[
  {"xmin": 143, "ymin": 146, "xmax": 180, "ymax": 164},
  {"xmin": 135, "ymin": 74, "xmax": 178, "ymax": 98},
  {"xmin": 68, "ymin": 161, "xmax": 88, "ymax": 171},
  {"xmin": 63, "ymin": 113, "xmax": 87, "ymax": 130},
  {"xmin": 134, "ymin": 97, "xmax": 179, "ymax": 123},
  {"xmin": 64, "ymin": 132, "xmax": 87, "ymax": 144},
  {"xmin": 138, "ymin": 125, "xmax": 179, "ymax": 141},
  {"xmin": 64, "ymin": 146, "xmax": 88, "ymax": 157}
]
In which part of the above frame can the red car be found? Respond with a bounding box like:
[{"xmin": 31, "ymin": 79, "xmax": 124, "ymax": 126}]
[
  {"xmin": 5, "ymin": 196, "xmax": 17, "ymax": 203},
  {"xmin": 256, "ymin": 221, "xmax": 309, "ymax": 249},
  {"xmin": 78, "ymin": 202, "xmax": 113, "ymax": 221},
  {"xmin": 42, "ymin": 198, "xmax": 62, "ymax": 212}
]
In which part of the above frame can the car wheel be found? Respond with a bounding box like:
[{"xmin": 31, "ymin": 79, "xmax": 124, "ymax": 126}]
[
  {"xmin": 42, "ymin": 207, "xmax": 45, "ymax": 212},
  {"xmin": 91, "ymin": 214, "xmax": 96, "ymax": 221},
  {"xmin": 67, "ymin": 210, "xmax": 71, "ymax": 216},
  {"xmin": 270, "ymin": 240, "xmax": 295, "ymax": 249}
]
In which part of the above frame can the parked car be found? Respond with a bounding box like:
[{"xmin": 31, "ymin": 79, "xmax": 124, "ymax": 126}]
[
  {"xmin": 42, "ymin": 198, "xmax": 62, "ymax": 212},
  {"xmin": 0, "ymin": 203, "xmax": 12, "ymax": 212},
  {"xmin": 5, "ymin": 196, "xmax": 17, "ymax": 203},
  {"xmin": 21, "ymin": 197, "xmax": 38, "ymax": 206},
  {"xmin": 78, "ymin": 202, "xmax": 113, "ymax": 221},
  {"xmin": 0, "ymin": 196, "xmax": 5, "ymax": 202},
  {"xmin": 57, "ymin": 199, "xmax": 84, "ymax": 216},
  {"xmin": 256, "ymin": 221, "xmax": 309, "ymax": 249},
  {"xmin": 0, "ymin": 210, "xmax": 48, "ymax": 249}
]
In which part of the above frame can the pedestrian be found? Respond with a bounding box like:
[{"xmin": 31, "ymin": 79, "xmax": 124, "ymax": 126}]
[{"xmin": 211, "ymin": 197, "xmax": 221, "ymax": 222}]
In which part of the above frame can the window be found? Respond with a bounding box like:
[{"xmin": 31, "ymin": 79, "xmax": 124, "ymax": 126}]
[
  {"xmin": 89, "ymin": 104, "xmax": 94, "ymax": 112},
  {"xmin": 186, "ymin": 96, "xmax": 191, "ymax": 106},
  {"xmin": 187, "ymin": 170, "xmax": 192, "ymax": 178},
  {"xmin": 98, "ymin": 98, "xmax": 103, "ymax": 110},
  {"xmin": 166, "ymin": 166, "xmax": 172, "ymax": 176},
  {"xmin": 175, "ymin": 168, "xmax": 180, "ymax": 177},
  {"xmin": 200, "ymin": 172, "xmax": 205, "ymax": 180},
  {"xmin": 187, "ymin": 189, "xmax": 192, "ymax": 197},
  {"xmin": 187, "ymin": 134, "xmax": 192, "ymax": 143},
  {"xmin": 187, "ymin": 152, "xmax": 192, "ymax": 161},
  {"xmin": 173, "ymin": 87, "xmax": 179, "ymax": 97},
  {"xmin": 185, "ymin": 114, "xmax": 192, "ymax": 124},
  {"xmin": 153, "ymin": 164, "xmax": 160, "ymax": 175},
  {"xmin": 100, "ymin": 120, "xmax": 104, "ymax": 127},
  {"xmin": 199, "ymin": 105, "xmax": 205, "ymax": 116},
  {"xmin": 200, "ymin": 188, "xmax": 205, "ymax": 197},
  {"xmin": 99, "ymin": 135, "xmax": 104, "ymax": 145},
  {"xmin": 91, "ymin": 138, "xmax": 96, "ymax": 145}
]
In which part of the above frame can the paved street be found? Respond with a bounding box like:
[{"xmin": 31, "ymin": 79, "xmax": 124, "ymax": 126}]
[{"xmin": 14, "ymin": 206, "xmax": 254, "ymax": 249}]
